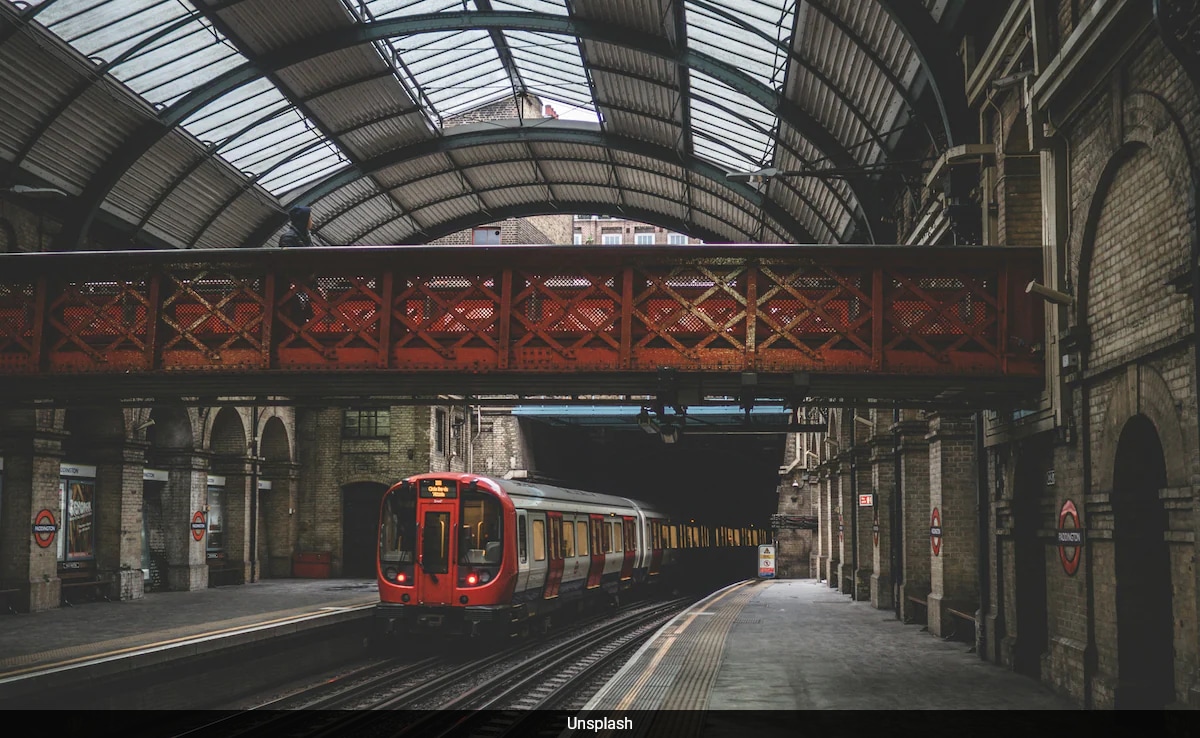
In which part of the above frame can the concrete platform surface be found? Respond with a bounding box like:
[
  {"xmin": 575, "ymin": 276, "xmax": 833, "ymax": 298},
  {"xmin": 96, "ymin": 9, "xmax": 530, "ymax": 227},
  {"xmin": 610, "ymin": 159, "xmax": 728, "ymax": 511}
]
[
  {"xmin": 588, "ymin": 578, "xmax": 1076, "ymax": 711},
  {"xmin": 0, "ymin": 578, "xmax": 378, "ymax": 675}
]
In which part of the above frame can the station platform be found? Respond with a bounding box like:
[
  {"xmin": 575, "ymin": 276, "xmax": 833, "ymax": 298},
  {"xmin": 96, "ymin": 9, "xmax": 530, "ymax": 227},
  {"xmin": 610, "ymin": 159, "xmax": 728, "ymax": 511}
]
[
  {"xmin": 585, "ymin": 578, "xmax": 1075, "ymax": 719},
  {"xmin": 0, "ymin": 578, "xmax": 378, "ymax": 708}
]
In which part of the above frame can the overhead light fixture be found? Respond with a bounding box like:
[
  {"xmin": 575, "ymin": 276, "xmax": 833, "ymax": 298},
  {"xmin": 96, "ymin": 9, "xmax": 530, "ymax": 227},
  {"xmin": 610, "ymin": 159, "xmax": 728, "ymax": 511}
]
[
  {"xmin": 1026, "ymin": 280, "xmax": 1073, "ymax": 306},
  {"xmin": 991, "ymin": 70, "xmax": 1033, "ymax": 90},
  {"xmin": 2, "ymin": 185, "xmax": 70, "ymax": 198}
]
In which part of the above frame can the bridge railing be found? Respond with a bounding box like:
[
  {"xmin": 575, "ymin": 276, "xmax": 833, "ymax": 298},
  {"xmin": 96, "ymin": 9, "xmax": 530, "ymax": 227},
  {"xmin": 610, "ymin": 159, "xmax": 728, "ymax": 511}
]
[{"xmin": 0, "ymin": 245, "xmax": 1043, "ymax": 379}]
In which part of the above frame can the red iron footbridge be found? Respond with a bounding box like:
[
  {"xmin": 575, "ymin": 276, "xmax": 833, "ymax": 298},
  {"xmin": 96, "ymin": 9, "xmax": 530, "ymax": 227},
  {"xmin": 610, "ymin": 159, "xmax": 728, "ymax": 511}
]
[{"xmin": 0, "ymin": 244, "xmax": 1043, "ymax": 407}]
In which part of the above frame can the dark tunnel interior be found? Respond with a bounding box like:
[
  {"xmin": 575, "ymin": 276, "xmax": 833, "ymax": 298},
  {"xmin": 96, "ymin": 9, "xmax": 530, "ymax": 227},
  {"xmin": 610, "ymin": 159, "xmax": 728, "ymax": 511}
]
[{"xmin": 522, "ymin": 419, "xmax": 783, "ymax": 530}]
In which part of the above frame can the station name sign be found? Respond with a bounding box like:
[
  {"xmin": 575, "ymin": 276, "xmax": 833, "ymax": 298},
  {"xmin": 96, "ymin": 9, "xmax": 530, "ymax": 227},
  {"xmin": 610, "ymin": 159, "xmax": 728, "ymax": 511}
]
[{"xmin": 420, "ymin": 479, "xmax": 457, "ymax": 499}]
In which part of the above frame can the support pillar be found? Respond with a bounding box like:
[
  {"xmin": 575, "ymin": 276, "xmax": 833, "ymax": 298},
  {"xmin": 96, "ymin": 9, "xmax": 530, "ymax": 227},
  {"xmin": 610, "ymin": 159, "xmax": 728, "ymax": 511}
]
[
  {"xmin": 852, "ymin": 445, "xmax": 873, "ymax": 601},
  {"xmin": 212, "ymin": 457, "xmax": 252, "ymax": 585},
  {"xmin": 820, "ymin": 468, "xmax": 837, "ymax": 586},
  {"xmin": 926, "ymin": 412, "xmax": 980, "ymax": 638},
  {"xmin": 837, "ymin": 456, "xmax": 854, "ymax": 595},
  {"xmin": 0, "ymin": 420, "xmax": 65, "ymax": 612},
  {"xmin": 94, "ymin": 440, "xmax": 148, "ymax": 601},
  {"xmin": 260, "ymin": 461, "xmax": 300, "ymax": 578},
  {"xmin": 871, "ymin": 426, "xmax": 896, "ymax": 610},
  {"xmin": 811, "ymin": 475, "xmax": 823, "ymax": 579},
  {"xmin": 158, "ymin": 453, "xmax": 209, "ymax": 591},
  {"xmin": 898, "ymin": 416, "xmax": 931, "ymax": 623}
]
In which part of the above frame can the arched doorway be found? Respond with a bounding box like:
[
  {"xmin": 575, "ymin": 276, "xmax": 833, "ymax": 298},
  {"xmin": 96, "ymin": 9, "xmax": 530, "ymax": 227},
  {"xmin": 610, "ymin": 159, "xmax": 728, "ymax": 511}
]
[
  {"xmin": 145, "ymin": 406, "xmax": 194, "ymax": 591},
  {"xmin": 1011, "ymin": 443, "xmax": 1048, "ymax": 679},
  {"xmin": 1112, "ymin": 415, "xmax": 1173, "ymax": 708},
  {"xmin": 342, "ymin": 481, "xmax": 387, "ymax": 578},
  {"xmin": 259, "ymin": 416, "xmax": 292, "ymax": 579}
]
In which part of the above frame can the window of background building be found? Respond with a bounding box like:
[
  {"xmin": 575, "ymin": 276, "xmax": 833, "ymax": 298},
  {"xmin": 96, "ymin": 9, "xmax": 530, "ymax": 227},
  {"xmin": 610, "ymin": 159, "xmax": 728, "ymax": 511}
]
[
  {"xmin": 435, "ymin": 409, "xmax": 447, "ymax": 454},
  {"xmin": 634, "ymin": 233, "xmax": 655, "ymax": 245},
  {"xmin": 573, "ymin": 231, "xmax": 582, "ymax": 245},
  {"xmin": 343, "ymin": 408, "xmax": 390, "ymax": 438},
  {"xmin": 602, "ymin": 233, "xmax": 622, "ymax": 245},
  {"xmin": 668, "ymin": 233, "xmax": 687, "ymax": 245},
  {"xmin": 472, "ymin": 227, "xmax": 502, "ymax": 245}
]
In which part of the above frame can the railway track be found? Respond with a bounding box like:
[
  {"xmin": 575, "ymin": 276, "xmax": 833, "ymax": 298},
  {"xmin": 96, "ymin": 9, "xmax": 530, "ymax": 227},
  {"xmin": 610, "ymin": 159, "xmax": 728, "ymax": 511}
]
[{"xmin": 162, "ymin": 595, "xmax": 692, "ymax": 738}]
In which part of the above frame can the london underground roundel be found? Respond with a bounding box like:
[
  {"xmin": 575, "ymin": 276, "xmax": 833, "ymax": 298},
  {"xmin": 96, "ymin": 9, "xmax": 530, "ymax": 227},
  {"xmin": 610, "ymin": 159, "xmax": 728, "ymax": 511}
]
[{"xmin": 1057, "ymin": 499, "xmax": 1083, "ymax": 576}]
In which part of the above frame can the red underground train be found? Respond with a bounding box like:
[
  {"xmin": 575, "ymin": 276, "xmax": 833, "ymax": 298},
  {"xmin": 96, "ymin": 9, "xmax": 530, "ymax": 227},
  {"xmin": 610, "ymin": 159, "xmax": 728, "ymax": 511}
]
[{"xmin": 374, "ymin": 472, "xmax": 677, "ymax": 638}]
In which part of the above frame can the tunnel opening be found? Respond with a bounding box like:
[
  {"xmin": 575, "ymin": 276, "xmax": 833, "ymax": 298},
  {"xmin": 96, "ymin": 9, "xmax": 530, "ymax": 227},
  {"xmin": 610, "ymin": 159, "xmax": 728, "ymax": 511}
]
[{"xmin": 342, "ymin": 481, "xmax": 389, "ymax": 579}]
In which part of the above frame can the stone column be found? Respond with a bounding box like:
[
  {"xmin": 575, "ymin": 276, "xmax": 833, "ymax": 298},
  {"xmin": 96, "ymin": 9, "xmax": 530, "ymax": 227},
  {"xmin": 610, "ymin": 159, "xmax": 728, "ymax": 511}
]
[
  {"xmin": 837, "ymin": 455, "xmax": 854, "ymax": 595},
  {"xmin": 926, "ymin": 412, "xmax": 979, "ymax": 638},
  {"xmin": 820, "ymin": 468, "xmax": 837, "ymax": 586},
  {"xmin": 159, "ymin": 452, "xmax": 209, "ymax": 591},
  {"xmin": 898, "ymin": 416, "xmax": 931, "ymax": 623},
  {"xmin": 260, "ymin": 461, "xmax": 300, "ymax": 578},
  {"xmin": 811, "ymin": 475, "xmax": 823, "ymax": 579},
  {"xmin": 212, "ymin": 456, "xmax": 252, "ymax": 585},
  {"xmin": 94, "ymin": 440, "xmax": 147, "ymax": 601},
  {"xmin": 852, "ymin": 444, "xmax": 873, "ymax": 601},
  {"xmin": 871, "ymin": 424, "xmax": 896, "ymax": 610},
  {"xmin": 0, "ymin": 423, "xmax": 66, "ymax": 612}
]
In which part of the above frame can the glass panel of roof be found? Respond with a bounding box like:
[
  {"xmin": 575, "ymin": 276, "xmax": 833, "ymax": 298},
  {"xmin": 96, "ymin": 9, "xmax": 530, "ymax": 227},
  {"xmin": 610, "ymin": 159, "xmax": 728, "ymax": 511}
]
[
  {"xmin": 685, "ymin": 0, "xmax": 792, "ymax": 89},
  {"xmin": 394, "ymin": 29, "xmax": 511, "ymax": 117},
  {"xmin": 689, "ymin": 72, "xmax": 776, "ymax": 172},
  {"xmin": 504, "ymin": 30, "xmax": 594, "ymax": 111},
  {"xmin": 359, "ymin": 0, "xmax": 464, "ymax": 17},
  {"xmin": 490, "ymin": 0, "xmax": 570, "ymax": 14},
  {"xmin": 37, "ymin": 0, "xmax": 243, "ymax": 107}
]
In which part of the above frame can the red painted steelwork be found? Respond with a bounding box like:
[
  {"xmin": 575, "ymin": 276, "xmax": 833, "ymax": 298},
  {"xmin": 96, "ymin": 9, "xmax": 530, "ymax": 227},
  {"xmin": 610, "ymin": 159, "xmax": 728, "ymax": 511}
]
[{"xmin": 0, "ymin": 245, "xmax": 1043, "ymax": 381}]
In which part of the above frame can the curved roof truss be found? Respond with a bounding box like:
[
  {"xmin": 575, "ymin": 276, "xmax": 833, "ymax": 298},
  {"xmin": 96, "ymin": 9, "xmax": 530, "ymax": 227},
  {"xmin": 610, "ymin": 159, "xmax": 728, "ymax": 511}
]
[{"xmin": 0, "ymin": 0, "xmax": 968, "ymax": 250}]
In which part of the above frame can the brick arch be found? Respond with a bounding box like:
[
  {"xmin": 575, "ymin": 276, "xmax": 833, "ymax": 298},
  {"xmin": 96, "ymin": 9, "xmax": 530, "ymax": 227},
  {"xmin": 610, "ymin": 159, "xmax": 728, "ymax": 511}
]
[
  {"xmin": 255, "ymin": 408, "xmax": 294, "ymax": 462},
  {"xmin": 206, "ymin": 406, "xmax": 248, "ymax": 457},
  {"xmin": 1093, "ymin": 364, "xmax": 1190, "ymax": 494},
  {"xmin": 1068, "ymin": 89, "xmax": 1197, "ymax": 325}
]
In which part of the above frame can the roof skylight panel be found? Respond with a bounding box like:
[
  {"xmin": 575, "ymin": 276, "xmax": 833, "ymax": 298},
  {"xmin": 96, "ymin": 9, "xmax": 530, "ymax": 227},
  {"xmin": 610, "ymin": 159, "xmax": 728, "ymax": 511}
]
[
  {"xmin": 685, "ymin": 0, "xmax": 793, "ymax": 88},
  {"xmin": 689, "ymin": 72, "xmax": 776, "ymax": 171},
  {"xmin": 505, "ymin": 30, "xmax": 594, "ymax": 110},
  {"xmin": 360, "ymin": 0, "xmax": 465, "ymax": 18},
  {"xmin": 260, "ymin": 143, "xmax": 347, "ymax": 194},
  {"xmin": 490, "ymin": 0, "xmax": 570, "ymax": 14},
  {"xmin": 397, "ymin": 29, "xmax": 510, "ymax": 117}
]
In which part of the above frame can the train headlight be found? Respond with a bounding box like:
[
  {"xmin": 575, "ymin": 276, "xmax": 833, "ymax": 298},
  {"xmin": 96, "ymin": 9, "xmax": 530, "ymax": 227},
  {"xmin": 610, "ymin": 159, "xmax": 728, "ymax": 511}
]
[
  {"xmin": 480, "ymin": 571, "xmax": 491, "ymax": 583},
  {"xmin": 466, "ymin": 573, "xmax": 479, "ymax": 586},
  {"xmin": 384, "ymin": 567, "xmax": 398, "ymax": 581},
  {"xmin": 396, "ymin": 572, "xmax": 406, "ymax": 584}
]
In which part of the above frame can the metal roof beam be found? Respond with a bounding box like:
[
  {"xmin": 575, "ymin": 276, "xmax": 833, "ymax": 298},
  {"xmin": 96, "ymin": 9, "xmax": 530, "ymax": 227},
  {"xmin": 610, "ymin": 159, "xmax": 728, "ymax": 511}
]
[
  {"xmin": 54, "ymin": 10, "xmax": 870, "ymax": 250},
  {"xmin": 359, "ymin": 201, "xmax": 731, "ymax": 245},
  {"xmin": 874, "ymin": 0, "xmax": 974, "ymax": 147},
  {"xmin": 327, "ymin": 177, "xmax": 761, "ymax": 246},
  {"xmin": 257, "ymin": 122, "xmax": 815, "ymax": 244}
]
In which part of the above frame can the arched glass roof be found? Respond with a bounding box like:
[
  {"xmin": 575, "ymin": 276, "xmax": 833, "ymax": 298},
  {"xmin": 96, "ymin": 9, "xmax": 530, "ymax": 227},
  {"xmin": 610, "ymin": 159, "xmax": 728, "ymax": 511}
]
[{"xmin": 0, "ymin": 0, "xmax": 970, "ymax": 249}]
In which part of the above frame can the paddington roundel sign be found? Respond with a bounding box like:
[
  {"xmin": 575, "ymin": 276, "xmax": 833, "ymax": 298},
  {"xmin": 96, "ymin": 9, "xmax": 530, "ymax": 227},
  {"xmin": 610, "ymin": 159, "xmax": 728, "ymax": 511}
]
[
  {"xmin": 32, "ymin": 509, "xmax": 58, "ymax": 548},
  {"xmin": 930, "ymin": 508, "xmax": 942, "ymax": 556},
  {"xmin": 838, "ymin": 513, "xmax": 844, "ymax": 543},
  {"xmin": 872, "ymin": 508, "xmax": 879, "ymax": 547},
  {"xmin": 191, "ymin": 511, "xmax": 207, "ymax": 542},
  {"xmin": 1057, "ymin": 499, "xmax": 1083, "ymax": 576}
]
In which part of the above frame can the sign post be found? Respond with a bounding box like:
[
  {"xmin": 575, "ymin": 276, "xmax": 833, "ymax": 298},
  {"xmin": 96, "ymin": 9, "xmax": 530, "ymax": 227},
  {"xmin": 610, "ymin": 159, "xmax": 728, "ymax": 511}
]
[{"xmin": 757, "ymin": 544, "xmax": 776, "ymax": 579}]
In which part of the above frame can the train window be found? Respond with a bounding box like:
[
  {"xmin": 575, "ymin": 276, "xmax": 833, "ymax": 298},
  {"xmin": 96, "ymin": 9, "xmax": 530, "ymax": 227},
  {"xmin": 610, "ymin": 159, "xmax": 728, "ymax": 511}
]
[
  {"xmin": 562, "ymin": 519, "xmax": 575, "ymax": 558},
  {"xmin": 458, "ymin": 488, "xmax": 503, "ymax": 565},
  {"xmin": 624, "ymin": 520, "xmax": 634, "ymax": 552},
  {"xmin": 601, "ymin": 519, "xmax": 611, "ymax": 553},
  {"xmin": 421, "ymin": 511, "xmax": 450, "ymax": 574},
  {"xmin": 576, "ymin": 521, "xmax": 589, "ymax": 556},
  {"xmin": 518, "ymin": 513, "xmax": 528, "ymax": 564},
  {"xmin": 651, "ymin": 521, "xmax": 660, "ymax": 550},
  {"xmin": 612, "ymin": 521, "xmax": 623, "ymax": 553},
  {"xmin": 532, "ymin": 519, "xmax": 546, "ymax": 561},
  {"xmin": 380, "ymin": 485, "xmax": 416, "ymax": 565},
  {"xmin": 591, "ymin": 518, "xmax": 602, "ymax": 554},
  {"xmin": 669, "ymin": 526, "xmax": 678, "ymax": 549}
]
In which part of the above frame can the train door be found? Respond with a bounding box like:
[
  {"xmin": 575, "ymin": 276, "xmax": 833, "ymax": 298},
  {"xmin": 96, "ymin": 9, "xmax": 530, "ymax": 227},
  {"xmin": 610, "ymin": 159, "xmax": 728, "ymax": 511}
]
[
  {"xmin": 621, "ymin": 516, "xmax": 635, "ymax": 581},
  {"xmin": 543, "ymin": 511, "xmax": 564, "ymax": 599},
  {"xmin": 516, "ymin": 511, "xmax": 531, "ymax": 592},
  {"xmin": 649, "ymin": 519, "xmax": 664, "ymax": 575},
  {"xmin": 587, "ymin": 514, "xmax": 604, "ymax": 589},
  {"xmin": 527, "ymin": 512, "xmax": 548, "ymax": 592},
  {"xmin": 416, "ymin": 478, "xmax": 457, "ymax": 606}
]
